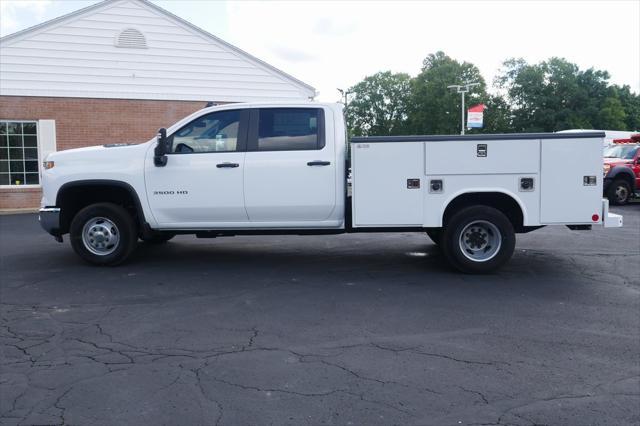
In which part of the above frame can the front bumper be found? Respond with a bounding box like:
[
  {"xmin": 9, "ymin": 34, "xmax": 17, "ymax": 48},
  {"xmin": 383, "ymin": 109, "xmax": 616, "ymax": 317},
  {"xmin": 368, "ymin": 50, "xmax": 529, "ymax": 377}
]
[{"xmin": 39, "ymin": 207, "xmax": 62, "ymax": 238}]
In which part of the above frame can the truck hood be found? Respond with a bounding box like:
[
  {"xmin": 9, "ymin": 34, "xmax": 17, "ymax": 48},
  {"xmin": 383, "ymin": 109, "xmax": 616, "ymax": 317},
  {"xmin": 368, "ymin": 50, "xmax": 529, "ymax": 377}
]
[
  {"xmin": 47, "ymin": 141, "xmax": 152, "ymax": 163},
  {"xmin": 603, "ymin": 158, "xmax": 632, "ymax": 166}
]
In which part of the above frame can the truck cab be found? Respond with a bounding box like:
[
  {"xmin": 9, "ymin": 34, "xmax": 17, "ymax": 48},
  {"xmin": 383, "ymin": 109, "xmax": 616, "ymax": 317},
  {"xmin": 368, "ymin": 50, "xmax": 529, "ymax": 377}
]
[
  {"xmin": 38, "ymin": 102, "xmax": 623, "ymax": 273},
  {"xmin": 144, "ymin": 104, "xmax": 345, "ymax": 229},
  {"xmin": 603, "ymin": 135, "xmax": 640, "ymax": 205}
]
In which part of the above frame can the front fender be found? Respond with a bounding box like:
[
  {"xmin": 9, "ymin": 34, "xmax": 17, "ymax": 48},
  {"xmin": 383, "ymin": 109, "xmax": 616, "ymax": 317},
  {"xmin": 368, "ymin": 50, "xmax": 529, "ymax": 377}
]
[
  {"xmin": 54, "ymin": 179, "xmax": 150, "ymax": 235},
  {"xmin": 605, "ymin": 167, "xmax": 636, "ymax": 191}
]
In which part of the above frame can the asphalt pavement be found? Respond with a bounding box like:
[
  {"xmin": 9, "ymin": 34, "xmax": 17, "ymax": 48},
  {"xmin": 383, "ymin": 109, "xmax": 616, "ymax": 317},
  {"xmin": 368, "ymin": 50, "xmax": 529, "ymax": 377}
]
[{"xmin": 1, "ymin": 205, "xmax": 639, "ymax": 425}]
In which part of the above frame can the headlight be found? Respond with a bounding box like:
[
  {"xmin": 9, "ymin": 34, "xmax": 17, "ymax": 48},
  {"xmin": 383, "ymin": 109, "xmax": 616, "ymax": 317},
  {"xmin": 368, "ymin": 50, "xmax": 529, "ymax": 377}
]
[
  {"xmin": 43, "ymin": 160, "xmax": 55, "ymax": 170},
  {"xmin": 603, "ymin": 164, "xmax": 611, "ymax": 176}
]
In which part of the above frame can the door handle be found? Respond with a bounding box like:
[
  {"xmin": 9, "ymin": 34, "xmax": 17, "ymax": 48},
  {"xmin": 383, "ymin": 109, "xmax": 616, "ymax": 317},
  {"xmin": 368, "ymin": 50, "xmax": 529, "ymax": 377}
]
[
  {"xmin": 216, "ymin": 162, "xmax": 239, "ymax": 168},
  {"xmin": 307, "ymin": 161, "xmax": 331, "ymax": 166}
]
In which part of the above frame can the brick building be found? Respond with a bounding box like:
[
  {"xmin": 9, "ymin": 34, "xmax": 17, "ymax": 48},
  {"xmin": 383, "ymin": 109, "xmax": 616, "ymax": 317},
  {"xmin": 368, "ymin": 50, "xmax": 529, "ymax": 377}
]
[{"xmin": 0, "ymin": 0, "xmax": 316, "ymax": 210}]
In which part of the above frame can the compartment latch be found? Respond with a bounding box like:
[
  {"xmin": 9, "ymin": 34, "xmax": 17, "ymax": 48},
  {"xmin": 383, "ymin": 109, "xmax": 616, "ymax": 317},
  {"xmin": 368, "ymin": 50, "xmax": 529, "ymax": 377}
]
[{"xmin": 407, "ymin": 179, "xmax": 420, "ymax": 189}]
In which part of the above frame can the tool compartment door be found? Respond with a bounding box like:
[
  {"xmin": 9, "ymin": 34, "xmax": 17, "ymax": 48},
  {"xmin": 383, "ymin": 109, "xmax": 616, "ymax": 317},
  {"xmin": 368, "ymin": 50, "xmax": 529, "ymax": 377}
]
[
  {"xmin": 540, "ymin": 137, "xmax": 603, "ymax": 224},
  {"xmin": 425, "ymin": 139, "xmax": 540, "ymax": 175},
  {"xmin": 352, "ymin": 142, "xmax": 424, "ymax": 226}
]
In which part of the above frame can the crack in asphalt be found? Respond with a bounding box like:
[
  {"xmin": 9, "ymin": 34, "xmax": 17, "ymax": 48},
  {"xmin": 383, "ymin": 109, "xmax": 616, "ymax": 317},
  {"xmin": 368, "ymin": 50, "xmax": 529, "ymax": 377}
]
[
  {"xmin": 192, "ymin": 368, "xmax": 224, "ymax": 426},
  {"xmin": 52, "ymin": 387, "xmax": 72, "ymax": 426},
  {"xmin": 209, "ymin": 373, "xmax": 345, "ymax": 398},
  {"xmin": 329, "ymin": 341, "xmax": 512, "ymax": 369},
  {"xmin": 2, "ymin": 312, "xmax": 600, "ymax": 426},
  {"xmin": 459, "ymin": 385, "xmax": 489, "ymax": 404},
  {"xmin": 246, "ymin": 326, "xmax": 258, "ymax": 349},
  {"xmin": 475, "ymin": 379, "xmax": 640, "ymax": 426},
  {"xmin": 2, "ymin": 213, "xmax": 638, "ymax": 425},
  {"xmin": 313, "ymin": 358, "xmax": 442, "ymax": 395},
  {"xmin": 4, "ymin": 307, "xmax": 637, "ymax": 426},
  {"xmin": 207, "ymin": 373, "xmax": 415, "ymax": 417}
]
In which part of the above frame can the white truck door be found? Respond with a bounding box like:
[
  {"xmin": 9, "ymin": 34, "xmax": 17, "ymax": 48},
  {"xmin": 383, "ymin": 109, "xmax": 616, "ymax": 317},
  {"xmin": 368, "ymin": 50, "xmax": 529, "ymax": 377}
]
[
  {"xmin": 540, "ymin": 136, "xmax": 603, "ymax": 224},
  {"xmin": 244, "ymin": 107, "xmax": 336, "ymax": 222},
  {"xmin": 145, "ymin": 109, "xmax": 249, "ymax": 226},
  {"xmin": 352, "ymin": 141, "xmax": 424, "ymax": 226}
]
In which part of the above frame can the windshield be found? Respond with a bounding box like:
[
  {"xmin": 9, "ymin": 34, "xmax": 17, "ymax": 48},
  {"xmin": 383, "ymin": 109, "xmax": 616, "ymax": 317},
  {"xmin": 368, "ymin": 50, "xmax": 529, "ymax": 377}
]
[{"xmin": 603, "ymin": 145, "xmax": 639, "ymax": 159}]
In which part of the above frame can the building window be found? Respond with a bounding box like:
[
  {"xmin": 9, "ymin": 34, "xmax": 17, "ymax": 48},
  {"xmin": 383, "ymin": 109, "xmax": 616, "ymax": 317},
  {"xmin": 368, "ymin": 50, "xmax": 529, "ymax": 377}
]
[{"xmin": 0, "ymin": 121, "xmax": 39, "ymax": 186}]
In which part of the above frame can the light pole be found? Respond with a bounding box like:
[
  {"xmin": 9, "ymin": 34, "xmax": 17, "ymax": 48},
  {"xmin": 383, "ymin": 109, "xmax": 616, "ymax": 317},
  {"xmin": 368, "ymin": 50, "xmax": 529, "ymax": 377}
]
[
  {"xmin": 447, "ymin": 82, "xmax": 479, "ymax": 135},
  {"xmin": 337, "ymin": 88, "xmax": 351, "ymax": 110},
  {"xmin": 337, "ymin": 88, "xmax": 351, "ymax": 131}
]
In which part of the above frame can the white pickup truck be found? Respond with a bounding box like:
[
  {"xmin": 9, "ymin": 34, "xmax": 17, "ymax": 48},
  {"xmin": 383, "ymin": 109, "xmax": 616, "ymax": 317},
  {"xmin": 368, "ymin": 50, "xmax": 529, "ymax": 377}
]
[{"xmin": 39, "ymin": 102, "xmax": 623, "ymax": 273}]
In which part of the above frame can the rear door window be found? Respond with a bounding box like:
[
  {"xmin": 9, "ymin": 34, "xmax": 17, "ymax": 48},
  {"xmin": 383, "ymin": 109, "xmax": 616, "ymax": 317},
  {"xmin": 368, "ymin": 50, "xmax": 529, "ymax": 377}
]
[{"xmin": 255, "ymin": 108, "xmax": 324, "ymax": 151}]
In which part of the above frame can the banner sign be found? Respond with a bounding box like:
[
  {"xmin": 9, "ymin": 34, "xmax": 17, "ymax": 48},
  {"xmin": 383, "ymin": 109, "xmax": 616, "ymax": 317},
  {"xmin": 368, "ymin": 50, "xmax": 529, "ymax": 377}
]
[{"xmin": 467, "ymin": 104, "xmax": 485, "ymax": 128}]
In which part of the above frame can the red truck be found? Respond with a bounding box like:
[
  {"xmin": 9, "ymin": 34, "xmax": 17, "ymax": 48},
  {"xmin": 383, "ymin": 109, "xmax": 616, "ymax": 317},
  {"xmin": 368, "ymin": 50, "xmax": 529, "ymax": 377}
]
[{"xmin": 603, "ymin": 134, "xmax": 640, "ymax": 205}]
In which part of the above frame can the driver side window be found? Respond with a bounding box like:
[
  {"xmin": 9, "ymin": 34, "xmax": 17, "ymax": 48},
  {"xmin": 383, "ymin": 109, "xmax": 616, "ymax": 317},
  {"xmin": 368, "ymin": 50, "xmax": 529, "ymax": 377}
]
[{"xmin": 171, "ymin": 110, "xmax": 240, "ymax": 154}]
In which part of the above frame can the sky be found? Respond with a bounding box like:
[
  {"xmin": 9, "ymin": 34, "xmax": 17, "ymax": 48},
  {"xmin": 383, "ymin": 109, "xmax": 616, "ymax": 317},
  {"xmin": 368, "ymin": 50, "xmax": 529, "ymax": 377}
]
[{"xmin": 1, "ymin": 0, "xmax": 639, "ymax": 102}]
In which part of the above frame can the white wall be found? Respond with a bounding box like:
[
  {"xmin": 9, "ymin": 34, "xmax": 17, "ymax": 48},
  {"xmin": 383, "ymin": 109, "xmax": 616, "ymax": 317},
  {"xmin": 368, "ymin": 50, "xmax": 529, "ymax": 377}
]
[{"xmin": 0, "ymin": 0, "xmax": 315, "ymax": 102}]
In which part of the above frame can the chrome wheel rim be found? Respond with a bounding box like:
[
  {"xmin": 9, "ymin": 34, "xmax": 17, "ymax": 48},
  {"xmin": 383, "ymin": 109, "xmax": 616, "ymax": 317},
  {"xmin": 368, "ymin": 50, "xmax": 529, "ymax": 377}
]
[
  {"xmin": 615, "ymin": 185, "xmax": 628, "ymax": 203},
  {"xmin": 459, "ymin": 220, "xmax": 502, "ymax": 262},
  {"xmin": 82, "ymin": 217, "xmax": 120, "ymax": 256}
]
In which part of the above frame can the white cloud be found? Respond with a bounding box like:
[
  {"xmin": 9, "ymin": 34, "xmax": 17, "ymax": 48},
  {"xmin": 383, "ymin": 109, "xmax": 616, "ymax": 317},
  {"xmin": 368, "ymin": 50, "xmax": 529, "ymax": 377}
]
[
  {"xmin": 312, "ymin": 16, "xmax": 356, "ymax": 37},
  {"xmin": 0, "ymin": 0, "xmax": 52, "ymax": 36},
  {"xmin": 270, "ymin": 45, "xmax": 317, "ymax": 63},
  {"xmin": 225, "ymin": 1, "xmax": 640, "ymax": 101}
]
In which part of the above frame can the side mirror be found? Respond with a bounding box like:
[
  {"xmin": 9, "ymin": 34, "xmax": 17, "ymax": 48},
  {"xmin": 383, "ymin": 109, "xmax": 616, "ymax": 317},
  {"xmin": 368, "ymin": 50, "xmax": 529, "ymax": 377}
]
[{"xmin": 154, "ymin": 128, "xmax": 168, "ymax": 167}]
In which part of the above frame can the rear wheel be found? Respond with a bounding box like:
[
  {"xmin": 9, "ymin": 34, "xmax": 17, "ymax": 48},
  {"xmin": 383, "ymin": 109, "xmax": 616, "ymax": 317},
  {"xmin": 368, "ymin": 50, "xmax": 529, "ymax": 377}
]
[
  {"xmin": 70, "ymin": 203, "xmax": 137, "ymax": 266},
  {"xmin": 441, "ymin": 206, "xmax": 515, "ymax": 274},
  {"xmin": 607, "ymin": 179, "xmax": 631, "ymax": 205}
]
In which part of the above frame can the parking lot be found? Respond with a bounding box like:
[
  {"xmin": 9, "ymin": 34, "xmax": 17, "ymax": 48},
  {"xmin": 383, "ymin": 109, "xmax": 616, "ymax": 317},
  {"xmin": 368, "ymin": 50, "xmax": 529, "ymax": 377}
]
[{"xmin": 1, "ymin": 205, "xmax": 638, "ymax": 426}]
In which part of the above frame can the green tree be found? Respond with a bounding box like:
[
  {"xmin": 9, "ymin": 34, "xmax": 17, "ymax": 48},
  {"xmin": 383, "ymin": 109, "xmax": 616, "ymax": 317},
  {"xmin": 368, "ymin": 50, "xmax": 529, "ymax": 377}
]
[
  {"xmin": 598, "ymin": 95, "xmax": 627, "ymax": 129},
  {"xmin": 616, "ymin": 85, "xmax": 640, "ymax": 131},
  {"xmin": 346, "ymin": 52, "xmax": 638, "ymax": 136},
  {"xmin": 408, "ymin": 51, "xmax": 487, "ymax": 134},
  {"xmin": 483, "ymin": 95, "xmax": 512, "ymax": 133},
  {"xmin": 345, "ymin": 71, "xmax": 412, "ymax": 136},
  {"xmin": 496, "ymin": 57, "xmax": 636, "ymax": 132}
]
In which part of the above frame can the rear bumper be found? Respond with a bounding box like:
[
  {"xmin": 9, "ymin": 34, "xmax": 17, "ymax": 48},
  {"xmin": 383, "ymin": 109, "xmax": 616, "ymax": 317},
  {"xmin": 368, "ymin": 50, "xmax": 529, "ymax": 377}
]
[
  {"xmin": 39, "ymin": 207, "xmax": 61, "ymax": 236},
  {"xmin": 602, "ymin": 199, "xmax": 623, "ymax": 228}
]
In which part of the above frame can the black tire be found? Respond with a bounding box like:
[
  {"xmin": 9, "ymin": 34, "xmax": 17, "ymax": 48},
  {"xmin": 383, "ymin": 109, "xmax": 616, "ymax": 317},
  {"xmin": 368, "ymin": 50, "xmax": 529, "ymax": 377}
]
[
  {"xmin": 441, "ymin": 206, "xmax": 516, "ymax": 274},
  {"xmin": 425, "ymin": 228, "xmax": 443, "ymax": 245},
  {"xmin": 607, "ymin": 179, "xmax": 631, "ymax": 205},
  {"xmin": 140, "ymin": 232, "xmax": 175, "ymax": 244},
  {"xmin": 69, "ymin": 203, "xmax": 138, "ymax": 266}
]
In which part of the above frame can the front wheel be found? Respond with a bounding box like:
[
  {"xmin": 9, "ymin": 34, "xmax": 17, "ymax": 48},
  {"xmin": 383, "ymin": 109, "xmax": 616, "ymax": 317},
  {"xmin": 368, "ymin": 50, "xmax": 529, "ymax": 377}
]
[
  {"xmin": 607, "ymin": 179, "xmax": 631, "ymax": 205},
  {"xmin": 441, "ymin": 206, "xmax": 515, "ymax": 274},
  {"xmin": 70, "ymin": 203, "xmax": 138, "ymax": 266}
]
